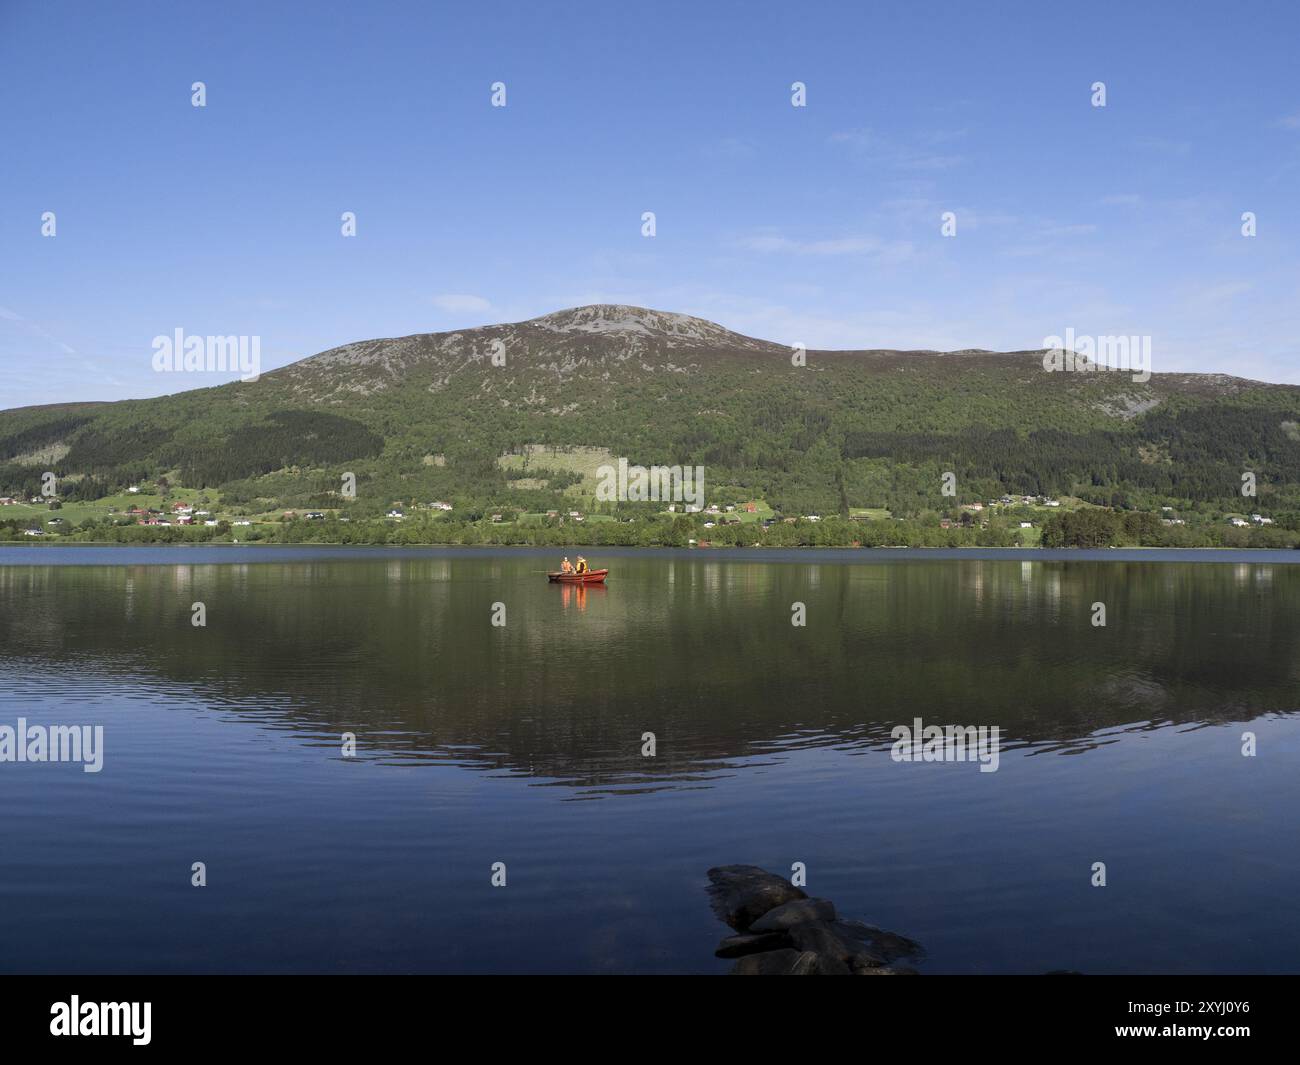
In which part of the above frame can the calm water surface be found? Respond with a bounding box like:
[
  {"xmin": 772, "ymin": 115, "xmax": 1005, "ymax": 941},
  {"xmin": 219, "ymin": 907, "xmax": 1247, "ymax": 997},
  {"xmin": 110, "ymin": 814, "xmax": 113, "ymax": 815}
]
[{"xmin": 1, "ymin": 546, "xmax": 1298, "ymax": 973}]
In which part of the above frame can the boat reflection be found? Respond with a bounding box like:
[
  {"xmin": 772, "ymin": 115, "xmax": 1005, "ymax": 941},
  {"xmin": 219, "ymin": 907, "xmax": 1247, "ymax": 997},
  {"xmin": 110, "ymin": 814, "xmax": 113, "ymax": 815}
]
[
  {"xmin": 3, "ymin": 552, "xmax": 1299, "ymax": 799},
  {"xmin": 560, "ymin": 582, "xmax": 606, "ymax": 611}
]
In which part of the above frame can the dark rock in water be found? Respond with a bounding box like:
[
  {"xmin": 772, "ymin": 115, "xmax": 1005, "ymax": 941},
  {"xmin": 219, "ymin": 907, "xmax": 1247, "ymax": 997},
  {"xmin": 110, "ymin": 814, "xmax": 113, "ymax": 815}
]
[
  {"xmin": 831, "ymin": 918, "xmax": 881, "ymax": 940},
  {"xmin": 707, "ymin": 866, "xmax": 922, "ymax": 974},
  {"xmin": 715, "ymin": 932, "xmax": 792, "ymax": 958},
  {"xmin": 749, "ymin": 897, "xmax": 837, "ymax": 931},
  {"xmin": 789, "ymin": 922, "xmax": 853, "ymax": 963},
  {"xmin": 739, "ymin": 949, "xmax": 849, "ymax": 976},
  {"xmin": 870, "ymin": 930, "xmax": 924, "ymax": 962},
  {"xmin": 790, "ymin": 950, "xmax": 850, "ymax": 975},
  {"xmin": 827, "ymin": 919, "xmax": 923, "ymax": 963},
  {"xmin": 706, "ymin": 865, "xmax": 807, "ymax": 931},
  {"xmin": 818, "ymin": 954, "xmax": 852, "ymax": 975},
  {"xmin": 848, "ymin": 950, "xmax": 888, "ymax": 971},
  {"xmin": 731, "ymin": 948, "xmax": 805, "ymax": 975}
]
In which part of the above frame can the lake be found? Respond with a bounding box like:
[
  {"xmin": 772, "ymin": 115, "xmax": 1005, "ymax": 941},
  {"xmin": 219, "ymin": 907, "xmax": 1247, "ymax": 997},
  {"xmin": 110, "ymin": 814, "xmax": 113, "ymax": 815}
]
[{"xmin": 1, "ymin": 545, "xmax": 1297, "ymax": 974}]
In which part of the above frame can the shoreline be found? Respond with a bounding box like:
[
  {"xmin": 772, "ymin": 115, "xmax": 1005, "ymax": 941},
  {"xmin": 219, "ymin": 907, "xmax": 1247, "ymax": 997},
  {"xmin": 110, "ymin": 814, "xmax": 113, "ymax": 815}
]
[{"xmin": 4, "ymin": 542, "xmax": 1300, "ymax": 564}]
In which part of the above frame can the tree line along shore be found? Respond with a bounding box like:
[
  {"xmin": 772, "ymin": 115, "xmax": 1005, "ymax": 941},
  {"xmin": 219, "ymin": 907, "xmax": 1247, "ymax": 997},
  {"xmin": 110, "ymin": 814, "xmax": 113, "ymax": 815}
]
[{"xmin": 4, "ymin": 506, "xmax": 1298, "ymax": 549}]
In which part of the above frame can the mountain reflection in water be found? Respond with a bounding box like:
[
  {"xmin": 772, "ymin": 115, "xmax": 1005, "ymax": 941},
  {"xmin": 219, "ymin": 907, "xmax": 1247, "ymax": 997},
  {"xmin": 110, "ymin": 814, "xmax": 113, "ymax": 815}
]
[
  {"xmin": 1, "ymin": 547, "xmax": 1294, "ymax": 797},
  {"xmin": 2, "ymin": 546, "xmax": 1299, "ymax": 975}
]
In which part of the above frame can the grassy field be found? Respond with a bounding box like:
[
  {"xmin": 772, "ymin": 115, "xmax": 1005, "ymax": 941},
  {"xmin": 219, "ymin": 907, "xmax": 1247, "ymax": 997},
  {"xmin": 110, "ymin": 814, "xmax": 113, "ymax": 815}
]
[
  {"xmin": 498, "ymin": 445, "xmax": 616, "ymax": 497},
  {"xmin": 498, "ymin": 447, "xmax": 778, "ymax": 520},
  {"xmin": 516, "ymin": 511, "xmax": 618, "ymax": 525},
  {"xmin": 3, "ymin": 500, "xmax": 100, "ymax": 526},
  {"xmin": 719, "ymin": 502, "xmax": 775, "ymax": 523},
  {"xmin": 2, "ymin": 486, "xmax": 232, "ymax": 527}
]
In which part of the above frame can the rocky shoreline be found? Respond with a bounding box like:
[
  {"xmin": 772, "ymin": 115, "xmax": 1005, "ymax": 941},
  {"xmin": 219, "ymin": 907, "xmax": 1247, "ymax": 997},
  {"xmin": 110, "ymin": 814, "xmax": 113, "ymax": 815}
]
[{"xmin": 708, "ymin": 865, "xmax": 923, "ymax": 975}]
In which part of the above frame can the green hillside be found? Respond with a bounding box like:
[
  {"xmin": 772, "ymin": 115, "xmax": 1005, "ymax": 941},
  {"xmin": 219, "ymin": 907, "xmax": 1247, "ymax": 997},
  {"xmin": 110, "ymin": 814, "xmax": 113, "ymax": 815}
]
[{"xmin": 3, "ymin": 305, "xmax": 1300, "ymax": 543}]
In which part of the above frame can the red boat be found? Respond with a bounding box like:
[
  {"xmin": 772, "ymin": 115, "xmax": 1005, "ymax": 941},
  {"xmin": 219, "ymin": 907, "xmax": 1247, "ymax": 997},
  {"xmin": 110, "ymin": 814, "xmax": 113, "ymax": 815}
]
[{"xmin": 547, "ymin": 568, "xmax": 608, "ymax": 584}]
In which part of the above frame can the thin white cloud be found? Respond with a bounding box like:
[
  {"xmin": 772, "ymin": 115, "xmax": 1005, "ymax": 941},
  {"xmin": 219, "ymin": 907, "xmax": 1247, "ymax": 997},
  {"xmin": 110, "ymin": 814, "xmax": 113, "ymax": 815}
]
[
  {"xmin": 1039, "ymin": 223, "xmax": 1098, "ymax": 237},
  {"xmin": 703, "ymin": 137, "xmax": 757, "ymax": 159},
  {"xmin": 0, "ymin": 306, "xmax": 78, "ymax": 354},
  {"xmin": 1191, "ymin": 281, "xmax": 1252, "ymax": 303},
  {"xmin": 739, "ymin": 233, "xmax": 915, "ymax": 263},
  {"xmin": 431, "ymin": 294, "xmax": 492, "ymax": 313},
  {"xmin": 880, "ymin": 199, "xmax": 1019, "ymax": 231},
  {"xmin": 1134, "ymin": 136, "xmax": 1191, "ymax": 156},
  {"xmin": 830, "ymin": 128, "xmax": 965, "ymax": 171}
]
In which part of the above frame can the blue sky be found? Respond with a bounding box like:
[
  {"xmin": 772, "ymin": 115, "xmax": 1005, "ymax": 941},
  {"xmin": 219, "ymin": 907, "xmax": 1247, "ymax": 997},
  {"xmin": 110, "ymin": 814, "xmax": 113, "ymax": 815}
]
[{"xmin": 2, "ymin": 0, "xmax": 1298, "ymax": 407}]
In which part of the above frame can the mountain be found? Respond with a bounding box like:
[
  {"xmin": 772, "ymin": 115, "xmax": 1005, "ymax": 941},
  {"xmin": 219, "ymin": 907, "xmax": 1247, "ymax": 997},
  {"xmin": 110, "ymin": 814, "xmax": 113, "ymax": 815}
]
[{"xmin": 3, "ymin": 304, "xmax": 1300, "ymax": 520}]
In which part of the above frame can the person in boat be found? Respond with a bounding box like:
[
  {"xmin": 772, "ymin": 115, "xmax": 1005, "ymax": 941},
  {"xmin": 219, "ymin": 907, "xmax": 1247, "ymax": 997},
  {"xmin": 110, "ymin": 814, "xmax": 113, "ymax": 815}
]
[
  {"xmin": 560, "ymin": 557, "xmax": 573, "ymax": 574},
  {"xmin": 575, "ymin": 556, "xmax": 589, "ymax": 574}
]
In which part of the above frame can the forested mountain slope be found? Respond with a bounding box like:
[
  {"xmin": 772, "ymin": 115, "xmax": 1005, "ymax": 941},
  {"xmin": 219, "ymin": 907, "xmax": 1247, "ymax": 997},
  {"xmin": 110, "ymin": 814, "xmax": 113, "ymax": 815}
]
[{"xmin": 3, "ymin": 305, "xmax": 1298, "ymax": 520}]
